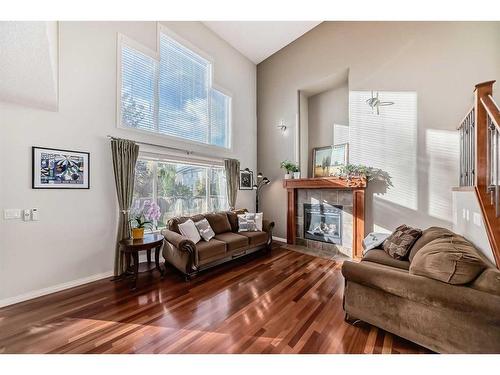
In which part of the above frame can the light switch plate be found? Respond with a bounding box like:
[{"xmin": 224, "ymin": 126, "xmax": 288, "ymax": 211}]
[
  {"xmin": 4, "ymin": 208, "xmax": 21, "ymax": 220},
  {"xmin": 23, "ymin": 209, "xmax": 31, "ymax": 221}
]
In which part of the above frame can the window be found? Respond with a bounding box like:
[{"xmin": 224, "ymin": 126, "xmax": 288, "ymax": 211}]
[
  {"xmin": 119, "ymin": 31, "xmax": 232, "ymax": 149},
  {"xmin": 132, "ymin": 156, "xmax": 228, "ymax": 229}
]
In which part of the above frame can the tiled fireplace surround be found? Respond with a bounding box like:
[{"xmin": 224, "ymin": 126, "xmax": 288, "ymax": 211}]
[
  {"xmin": 283, "ymin": 177, "xmax": 366, "ymax": 259},
  {"xmin": 296, "ymin": 189, "xmax": 354, "ymax": 258}
]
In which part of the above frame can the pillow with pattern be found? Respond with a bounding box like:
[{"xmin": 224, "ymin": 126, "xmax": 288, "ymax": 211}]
[
  {"xmin": 194, "ymin": 218, "xmax": 215, "ymax": 242},
  {"xmin": 237, "ymin": 214, "xmax": 258, "ymax": 232},
  {"xmin": 383, "ymin": 224, "xmax": 422, "ymax": 260}
]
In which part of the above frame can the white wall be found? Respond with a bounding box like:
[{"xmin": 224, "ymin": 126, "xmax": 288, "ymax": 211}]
[
  {"xmin": 452, "ymin": 190, "xmax": 495, "ymax": 264},
  {"xmin": 0, "ymin": 21, "xmax": 257, "ymax": 306},
  {"xmin": 257, "ymin": 21, "xmax": 500, "ymax": 239}
]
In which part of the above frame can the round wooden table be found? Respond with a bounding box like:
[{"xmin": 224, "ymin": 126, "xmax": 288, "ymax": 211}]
[{"xmin": 119, "ymin": 234, "xmax": 165, "ymax": 290}]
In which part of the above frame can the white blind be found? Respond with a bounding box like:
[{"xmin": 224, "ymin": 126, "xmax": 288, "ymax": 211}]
[
  {"xmin": 119, "ymin": 32, "xmax": 231, "ymax": 149},
  {"xmin": 121, "ymin": 45, "xmax": 158, "ymax": 132}
]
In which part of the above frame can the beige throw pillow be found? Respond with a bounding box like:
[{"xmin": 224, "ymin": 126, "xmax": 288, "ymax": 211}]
[
  {"xmin": 409, "ymin": 236, "xmax": 487, "ymax": 284},
  {"xmin": 178, "ymin": 219, "xmax": 201, "ymax": 244},
  {"xmin": 383, "ymin": 224, "xmax": 422, "ymax": 260}
]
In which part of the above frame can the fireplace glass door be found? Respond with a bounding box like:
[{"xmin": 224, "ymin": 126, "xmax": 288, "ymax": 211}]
[{"xmin": 303, "ymin": 203, "xmax": 342, "ymax": 244}]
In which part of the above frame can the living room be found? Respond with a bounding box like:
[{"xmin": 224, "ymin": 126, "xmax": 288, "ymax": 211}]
[{"xmin": 1, "ymin": 0, "xmax": 500, "ymax": 372}]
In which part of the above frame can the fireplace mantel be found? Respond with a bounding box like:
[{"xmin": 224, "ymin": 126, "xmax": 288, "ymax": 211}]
[{"xmin": 283, "ymin": 177, "xmax": 366, "ymax": 259}]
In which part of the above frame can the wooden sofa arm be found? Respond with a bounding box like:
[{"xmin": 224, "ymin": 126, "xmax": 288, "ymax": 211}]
[
  {"xmin": 161, "ymin": 229, "xmax": 196, "ymax": 255},
  {"xmin": 262, "ymin": 219, "xmax": 275, "ymax": 233}
]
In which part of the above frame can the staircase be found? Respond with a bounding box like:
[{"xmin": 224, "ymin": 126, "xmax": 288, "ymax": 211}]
[{"xmin": 458, "ymin": 81, "xmax": 500, "ymax": 266}]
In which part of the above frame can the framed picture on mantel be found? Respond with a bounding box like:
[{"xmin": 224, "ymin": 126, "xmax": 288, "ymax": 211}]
[
  {"xmin": 32, "ymin": 146, "xmax": 90, "ymax": 189},
  {"xmin": 312, "ymin": 143, "xmax": 348, "ymax": 177}
]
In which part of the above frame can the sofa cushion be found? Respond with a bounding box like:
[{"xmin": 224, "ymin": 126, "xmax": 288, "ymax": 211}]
[
  {"xmin": 168, "ymin": 214, "xmax": 205, "ymax": 234},
  {"xmin": 409, "ymin": 226, "xmax": 455, "ymax": 262},
  {"xmin": 205, "ymin": 212, "xmax": 232, "ymax": 234},
  {"xmin": 362, "ymin": 249, "xmax": 410, "ymax": 270},
  {"xmin": 409, "ymin": 236, "xmax": 487, "ymax": 284},
  {"xmin": 195, "ymin": 238, "xmax": 226, "ymax": 262},
  {"xmin": 238, "ymin": 231, "xmax": 268, "ymax": 246},
  {"xmin": 226, "ymin": 209, "xmax": 248, "ymax": 232},
  {"xmin": 214, "ymin": 232, "xmax": 249, "ymax": 251},
  {"xmin": 471, "ymin": 268, "xmax": 500, "ymax": 296},
  {"xmin": 383, "ymin": 224, "xmax": 422, "ymax": 260}
]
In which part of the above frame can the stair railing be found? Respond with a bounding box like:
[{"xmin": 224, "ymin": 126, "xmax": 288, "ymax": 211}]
[{"xmin": 460, "ymin": 81, "xmax": 500, "ymax": 266}]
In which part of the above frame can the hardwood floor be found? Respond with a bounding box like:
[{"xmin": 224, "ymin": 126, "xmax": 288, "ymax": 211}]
[{"xmin": 0, "ymin": 243, "xmax": 431, "ymax": 354}]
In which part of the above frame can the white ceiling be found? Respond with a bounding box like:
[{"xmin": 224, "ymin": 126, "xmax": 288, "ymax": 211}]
[{"xmin": 203, "ymin": 21, "xmax": 322, "ymax": 64}]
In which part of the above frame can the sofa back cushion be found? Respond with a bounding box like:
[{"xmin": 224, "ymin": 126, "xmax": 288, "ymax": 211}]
[
  {"xmin": 168, "ymin": 214, "xmax": 205, "ymax": 234},
  {"xmin": 205, "ymin": 212, "xmax": 232, "ymax": 234},
  {"xmin": 383, "ymin": 224, "xmax": 422, "ymax": 260},
  {"xmin": 226, "ymin": 209, "xmax": 248, "ymax": 232},
  {"xmin": 409, "ymin": 235, "xmax": 487, "ymax": 284},
  {"xmin": 409, "ymin": 226, "xmax": 455, "ymax": 262},
  {"xmin": 471, "ymin": 268, "xmax": 500, "ymax": 296}
]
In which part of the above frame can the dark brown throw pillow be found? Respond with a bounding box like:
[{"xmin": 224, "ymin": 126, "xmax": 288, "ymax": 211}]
[{"xmin": 383, "ymin": 224, "xmax": 422, "ymax": 260}]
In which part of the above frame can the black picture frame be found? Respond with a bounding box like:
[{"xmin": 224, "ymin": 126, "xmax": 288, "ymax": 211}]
[
  {"xmin": 239, "ymin": 170, "xmax": 254, "ymax": 190},
  {"xmin": 32, "ymin": 146, "xmax": 90, "ymax": 189}
]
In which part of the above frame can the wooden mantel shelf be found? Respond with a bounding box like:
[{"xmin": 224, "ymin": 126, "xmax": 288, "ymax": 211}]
[
  {"xmin": 283, "ymin": 176, "xmax": 366, "ymax": 259},
  {"xmin": 282, "ymin": 176, "xmax": 366, "ymax": 189}
]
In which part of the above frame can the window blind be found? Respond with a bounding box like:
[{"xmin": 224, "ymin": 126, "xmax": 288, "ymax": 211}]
[
  {"xmin": 119, "ymin": 32, "xmax": 232, "ymax": 149},
  {"xmin": 121, "ymin": 45, "xmax": 158, "ymax": 132}
]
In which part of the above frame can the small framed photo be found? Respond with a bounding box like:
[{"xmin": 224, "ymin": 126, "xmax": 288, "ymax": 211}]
[
  {"xmin": 32, "ymin": 146, "xmax": 90, "ymax": 189},
  {"xmin": 239, "ymin": 169, "xmax": 254, "ymax": 190},
  {"xmin": 312, "ymin": 143, "xmax": 349, "ymax": 177}
]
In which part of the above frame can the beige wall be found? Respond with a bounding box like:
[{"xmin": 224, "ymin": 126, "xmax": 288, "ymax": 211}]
[
  {"xmin": 0, "ymin": 21, "xmax": 256, "ymax": 306},
  {"xmin": 307, "ymin": 84, "xmax": 349, "ymax": 176},
  {"xmin": 257, "ymin": 21, "xmax": 500, "ymax": 239}
]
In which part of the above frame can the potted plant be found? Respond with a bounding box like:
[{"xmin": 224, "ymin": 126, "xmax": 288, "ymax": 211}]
[
  {"xmin": 129, "ymin": 200, "xmax": 161, "ymax": 239},
  {"xmin": 280, "ymin": 160, "xmax": 299, "ymax": 179}
]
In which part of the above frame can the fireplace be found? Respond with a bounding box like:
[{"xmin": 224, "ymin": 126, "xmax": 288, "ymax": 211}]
[{"xmin": 303, "ymin": 203, "xmax": 343, "ymax": 245}]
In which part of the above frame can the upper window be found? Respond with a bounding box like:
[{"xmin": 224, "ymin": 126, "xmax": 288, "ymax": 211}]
[{"xmin": 119, "ymin": 31, "xmax": 231, "ymax": 149}]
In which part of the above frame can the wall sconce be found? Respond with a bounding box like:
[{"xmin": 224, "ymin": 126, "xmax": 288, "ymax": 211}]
[{"xmin": 277, "ymin": 120, "xmax": 287, "ymax": 134}]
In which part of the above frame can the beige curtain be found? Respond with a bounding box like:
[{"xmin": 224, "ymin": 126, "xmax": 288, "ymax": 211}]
[
  {"xmin": 111, "ymin": 138, "xmax": 140, "ymax": 276},
  {"xmin": 224, "ymin": 158, "xmax": 240, "ymax": 210}
]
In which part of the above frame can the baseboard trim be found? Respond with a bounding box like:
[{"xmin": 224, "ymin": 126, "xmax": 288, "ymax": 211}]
[
  {"xmin": 273, "ymin": 236, "xmax": 287, "ymax": 243},
  {"xmin": 0, "ymin": 270, "xmax": 114, "ymax": 308}
]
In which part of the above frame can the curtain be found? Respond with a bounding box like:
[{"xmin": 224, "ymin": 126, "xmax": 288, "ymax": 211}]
[
  {"xmin": 111, "ymin": 139, "xmax": 140, "ymax": 276},
  {"xmin": 224, "ymin": 158, "xmax": 240, "ymax": 210}
]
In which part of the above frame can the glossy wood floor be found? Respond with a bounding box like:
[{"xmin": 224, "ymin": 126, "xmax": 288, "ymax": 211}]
[{"xmin": 0, "ymin": 244, "xmax": 431, "ymax": 354}]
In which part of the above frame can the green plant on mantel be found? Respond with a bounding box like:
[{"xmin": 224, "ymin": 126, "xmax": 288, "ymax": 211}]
[
  {"xmin": 280, "ymin": 160, "xmax": 299, "ymax": 173},
  {"xmin": 338, "ymin": 164, "xmax": 393, "ymax": 187}
]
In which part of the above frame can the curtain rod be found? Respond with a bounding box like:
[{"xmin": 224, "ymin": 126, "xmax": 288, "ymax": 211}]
[{"xmin": 106, "ymin": 135, "xmax": 216, "ymax": 158}]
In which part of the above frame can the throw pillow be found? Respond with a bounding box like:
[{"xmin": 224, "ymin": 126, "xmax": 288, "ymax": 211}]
[
  {"xmin": 178, "ymin": 219, "xmax": 201, "ymax": 244},
  {"xmin": 409, "ymin": 235, "xmax": 487, "ymax": 285},
  {"xmin": 240, "ymin": 212, "xmax": 263, "ymax": 231},
  {"xmin": 237, "ymin": 214, "xmax": 258, "ymax": 232},
  {"xmin": 195, "ymin": 218, "xmax": 215, "ymax": 242},
  {"xmin": 362, "ymin": 232, "xmax": 390, "ymax": 255},
  {"xmin": 383, "ymin": 224, "xmax": 422, "ymax": 260}
]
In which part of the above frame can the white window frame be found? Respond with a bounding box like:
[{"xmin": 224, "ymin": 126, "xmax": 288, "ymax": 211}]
[{"xmin": 116, "ymin": 24, "xmax": 233, "ymax": 152}]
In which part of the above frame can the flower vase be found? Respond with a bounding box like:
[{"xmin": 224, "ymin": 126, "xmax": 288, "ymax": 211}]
[{"xmin": 132, "ymin": 228, "xmax": 145, "ymax": 239}]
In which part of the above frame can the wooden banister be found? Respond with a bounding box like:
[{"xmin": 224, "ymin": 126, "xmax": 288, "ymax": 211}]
[{"xmin": 468, "ymin": 80, "xmax": 500, "ymax": 266}]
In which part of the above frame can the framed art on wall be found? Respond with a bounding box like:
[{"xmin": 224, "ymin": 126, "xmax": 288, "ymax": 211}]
[
  {"xmin": 239, "ymin": 169, "xmax": 254, "ymax": 190},
  {"xmin": 312, "ymin": 143, "xmax": 349, "ymax": 177},
  {"xmin": 32, "ymin": 146, "xmax": 90, "ymax": 189}
]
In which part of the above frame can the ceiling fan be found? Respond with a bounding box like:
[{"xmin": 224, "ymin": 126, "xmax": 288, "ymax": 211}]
[{"xmin": 366, "ymin": 91, "xmax": 395, "ymax": 115}]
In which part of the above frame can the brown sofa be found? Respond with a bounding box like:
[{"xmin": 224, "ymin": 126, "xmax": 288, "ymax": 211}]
[
  {"xmin": 161, "ymin": 209, "xmax": 274, "ymax": 279},
  {"xmin": 342, "ymin": 227, "xmax": 500, "ymax": 353}
]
